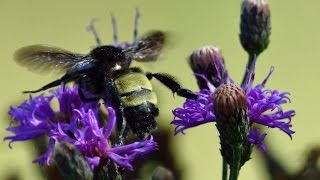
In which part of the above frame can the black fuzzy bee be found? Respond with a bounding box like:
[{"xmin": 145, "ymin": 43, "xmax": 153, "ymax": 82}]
[{"xmin": 14, "ymin": 15, "xmax": 197, "ymax": 144}]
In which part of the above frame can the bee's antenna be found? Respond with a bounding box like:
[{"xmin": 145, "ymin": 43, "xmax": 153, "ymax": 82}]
[
  {"xmin": 133, "ymin": 8, "xmax": 140, "ymax": 47},
  {"xmin": 87, "ymin": 18, "xmax": 102, "ymax": 46},
  {"xmin": 111, "ymin": 13, "xmax": 119, "ymax": 47}
]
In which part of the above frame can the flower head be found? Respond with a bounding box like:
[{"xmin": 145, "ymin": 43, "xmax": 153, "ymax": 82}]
[
  {"xmin": 171, "ymin": 47, "xmax": 295, "ymax": 152},
  {"xmin": 213, "ymin": 84, "xmax": 247, "ymax": 118},
  {"xmin": 5, "ymin": 85, "xmax": 157, "ymax": 170}
]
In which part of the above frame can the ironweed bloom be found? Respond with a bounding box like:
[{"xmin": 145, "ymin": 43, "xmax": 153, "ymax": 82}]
[
  {"xmin": 5, "ymin": 85, "xmax": 157, "ymax": 170},
  {"xmin": 172, "ymin": 46, "xmax": 295, "ymax": 153}
]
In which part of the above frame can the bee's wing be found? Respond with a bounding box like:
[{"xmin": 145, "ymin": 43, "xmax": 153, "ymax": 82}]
[
  {"xmin": 14, "ymin": 45, "xmax": 96, "ymax": 74},
  {"xmin": 123, "ymin": 31, "xmax": 166, "ymax": 62}
]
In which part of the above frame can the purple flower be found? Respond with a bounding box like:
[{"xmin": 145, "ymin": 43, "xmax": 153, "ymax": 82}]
[
  {"xmin": 5, "ymin": 85, "xmax": 157, "ymax": 170},
  {"xmin": 172, "ymin": 52, "xmax": 295, "ymax": 152}
]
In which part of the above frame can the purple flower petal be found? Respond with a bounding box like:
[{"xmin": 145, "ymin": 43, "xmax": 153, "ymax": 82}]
[
  {"xmin": 248, "ymin": 129, "xmax": 267, "ymax": 153},
  {"xmin": 103, "ymin": 107, "xmax": 116, "ymax": 138},
  {"xmin": 107, "ymin": 137, "xmax": 157, "ymax": 170},
  {"xmin": 86, "ymin": 157, "xmax": 101, "ymax": 170},
  {"xmin": 32, "ymin": 138, "xmax": 56, "ymax": 165}
]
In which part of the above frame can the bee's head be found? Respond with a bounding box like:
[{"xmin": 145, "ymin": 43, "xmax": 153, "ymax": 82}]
[{"xmin": 90, "ymin": 45, "xmax": 129, "ymax": 69}]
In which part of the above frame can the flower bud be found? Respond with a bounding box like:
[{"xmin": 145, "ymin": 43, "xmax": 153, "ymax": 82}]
[
  {"xmin": 188, "ymin": 45, "xmax": 229, "ymax": 89},
  {"xmin": 55, "ymin": 143, "xmax": 93, "ymax": 179},
  {"xmin": 240, "ymin": 0, "xmax": 271, "ymax": 56},
  {"xmin": 213, "ymin": 84, "xmax": 252, "ymax": 166},
  {"xmin": 213, "ymin": 84, "xmax": 247, "ymax": 118}
]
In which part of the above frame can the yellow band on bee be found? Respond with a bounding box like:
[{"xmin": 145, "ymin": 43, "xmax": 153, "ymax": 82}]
[
  {"xmin": 121, "ymin": 91, "xmax": 157, "ymax": 107},
  {"xmin": 115, "ymin": 73, "xmax": 152, "ymax": 95}
]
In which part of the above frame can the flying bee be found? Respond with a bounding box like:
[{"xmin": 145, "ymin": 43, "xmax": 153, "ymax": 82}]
[{"xmin": 14, "ymin": 13, "xmax": 197, "ymax": 144}]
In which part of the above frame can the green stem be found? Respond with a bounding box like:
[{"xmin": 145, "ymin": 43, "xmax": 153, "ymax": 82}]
[
  {"xmin": 241, "ymin": 53, "xmax": 256, "ymax": 86},
  {"xmin": 229, "ymin": 145, "xmax": 242, "ymax": 180},
  {"xmin": 222, "ymin": 158, "xmax": 228, "ymax": 180}
]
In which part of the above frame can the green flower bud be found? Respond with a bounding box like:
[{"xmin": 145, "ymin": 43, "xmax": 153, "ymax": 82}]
[{"xmin": 240, "ymin": 0, "xmax": 271, "ymax": 56}]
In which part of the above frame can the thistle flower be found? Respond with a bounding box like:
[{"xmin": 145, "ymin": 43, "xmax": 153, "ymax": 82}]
[
  {"xmin": 171, "ymin": 47, "xmax": 295, "ymax": 153},
  {"xmin": 5, "ymin": 85, "xmax": 157, "ymax": 170},
  {"xmin": 240, "ymin": 0, "xmax": 271, "ymax": 56}
]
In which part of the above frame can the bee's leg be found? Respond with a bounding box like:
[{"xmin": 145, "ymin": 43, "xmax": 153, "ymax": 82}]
[
  {"xmin": 146, "ymin": 72, "xmax": 198, "ymax": 99},
  {"xmin": 116, "ymin": 107, "xmax": 127, "ymax": 145},
  {"xmin": 77, "ymin": 88, "xmax": 100, "ymax": 102},
  {"xmin": 132, "ymin": 8, "xmax": 140, "ymax": 46},
  {"xmin": 87, "ymin": 18, "xmax": 102, "ymax": 46},
  {"xmin": 111, "ymin": 14, "xmax": 119, "ymax": 47},
  {"xmin": 121, "ymin": 125, "xmax": 131, "ymax": 140},
  {"xmin": 108, "ymin": 102, "xmax": 126, "ymax": 145},
  {"xmin": 104, "ymin": 79, "xmax": 127, "ymax": 145},
  {"xmin": 77, "ymin": 81, "xmax": 100, "ymax": 102},
  {"xmin": 23, "ymin": 74, "xmax": 75, "ymax": 94}
]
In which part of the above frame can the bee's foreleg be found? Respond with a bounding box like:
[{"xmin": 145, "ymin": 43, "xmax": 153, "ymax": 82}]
[
  {"xmin": 87, "ymin": 18, "xmax": 102, "ymax": 46},
  {"xmin": 132, "ymin": 8, "xmax": 140, "ymax": 46},
  {"xmin": 146, "ymin": 72, "xmax": 198, "ymax": 99},
  {"xmin": 111, "ymin": 14, "xmax": 119, "ymax": 47}
]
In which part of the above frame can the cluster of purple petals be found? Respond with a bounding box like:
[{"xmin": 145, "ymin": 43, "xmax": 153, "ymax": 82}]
[
  {"xmin": 172, "ymin": 89, "xmax": 216, "ymax": 135},
  {"xmin": 171, "ymin": 56, "xmax": 295, "ymax": 152},
  {"xmin": 248, "ymin": 129, "xmax": 267, "ymax": 153},
  {"xmin": 5, "ymin": 85, "xmax": 157, "ymax": 170}
]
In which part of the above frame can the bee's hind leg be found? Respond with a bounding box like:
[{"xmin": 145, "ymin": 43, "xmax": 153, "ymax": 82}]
[{"xmin": 146, "ymin": 72, "xmax": 198, "ymax": 99}]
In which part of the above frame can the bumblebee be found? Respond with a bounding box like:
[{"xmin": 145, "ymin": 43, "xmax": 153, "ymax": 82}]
[{"xmin": 14, "ymin": 17, "xmax": 197, "ymax": 144}]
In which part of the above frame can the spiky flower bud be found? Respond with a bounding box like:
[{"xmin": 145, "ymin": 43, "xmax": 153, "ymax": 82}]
[
  {"xmin": 213, "ymin": 84, "xmax": 247, "ymax": 118},
  {"xmin": 213, "ymin": 84, "xmax": 252, "ymax": 166},
  {"xmin": 240, "ymin": 0, "xmax": 271, "ymax": 56},
  {"xmin": 188, "ymin": 45, "xmax": 229, "ymax": 89}
]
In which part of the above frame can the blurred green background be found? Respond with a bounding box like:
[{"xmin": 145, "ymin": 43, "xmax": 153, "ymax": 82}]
[{"xmin": 0, "ymin": 0, "xmax": 318, "ymax": 179}]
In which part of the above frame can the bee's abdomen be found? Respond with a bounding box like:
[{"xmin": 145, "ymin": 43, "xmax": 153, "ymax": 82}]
[
  {"xmin": 115, "ymin": 72, "xmax": 159, "ymax": 139},
  {"xmin": 114, "ymin": 72, "xmax": 157, "ymax": 107},
  {"xmin": 123, "ymin": 102, "xmax": 159, "ymax": 139}
]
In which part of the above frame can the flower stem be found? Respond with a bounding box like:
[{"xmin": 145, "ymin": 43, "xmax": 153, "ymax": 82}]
[
  {"xmin": 241, "ymin": 53, "xmax": 256, "ymax": 86},
  {"xmin": 229, "ymin": 145, "xmax": 242, "ymax": 180},
  {"xmin": 222, "ymin": 158, "xmax": 228, "ymax": 180}
]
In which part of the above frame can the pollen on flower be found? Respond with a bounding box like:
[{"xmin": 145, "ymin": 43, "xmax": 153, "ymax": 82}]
[{"xmin": 213, "ymin": 84, "xmax": 247, "ymax": 118}]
